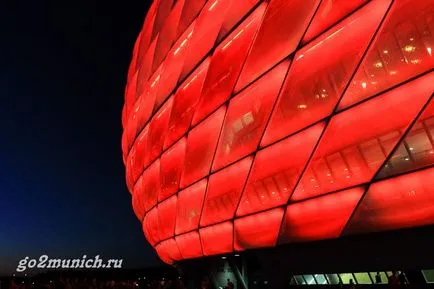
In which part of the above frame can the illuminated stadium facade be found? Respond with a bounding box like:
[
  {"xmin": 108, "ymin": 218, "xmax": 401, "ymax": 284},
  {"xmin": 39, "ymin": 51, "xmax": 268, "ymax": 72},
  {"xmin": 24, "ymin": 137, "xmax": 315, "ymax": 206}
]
[{"xmin": 122, "ymin": 0, "xmax": 434, "ymax": 281}]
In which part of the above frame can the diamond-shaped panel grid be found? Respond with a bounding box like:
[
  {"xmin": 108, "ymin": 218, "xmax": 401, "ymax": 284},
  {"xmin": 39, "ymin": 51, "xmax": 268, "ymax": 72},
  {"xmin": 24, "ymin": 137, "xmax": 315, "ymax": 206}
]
[{"xmin": 123, "ymin": 0, "xmax": 434, "ymax": 264}]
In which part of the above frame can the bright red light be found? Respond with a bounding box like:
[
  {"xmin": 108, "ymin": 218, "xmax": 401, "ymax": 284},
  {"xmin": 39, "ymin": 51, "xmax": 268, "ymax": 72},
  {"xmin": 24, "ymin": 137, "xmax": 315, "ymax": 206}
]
[{"xmin": 124, "ymin": 0, "xmax": 434, "ymax": 264}]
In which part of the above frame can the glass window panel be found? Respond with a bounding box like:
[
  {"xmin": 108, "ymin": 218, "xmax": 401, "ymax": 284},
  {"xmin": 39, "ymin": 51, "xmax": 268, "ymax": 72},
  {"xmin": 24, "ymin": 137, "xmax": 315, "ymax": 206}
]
[
  {"xmin": 291, "ymin": 78, "xmax": 432, "ymax": 201},
  {"xmin": 237, "ymin": 123, "xmax": 325, "ymax": 216},
  {"xmin": 376, "ymin": 86, "xmax": 434, "ymax": 179},
  {"xmin": 192, "ymin": 5, "xmax": 266, "ymax": 125},
  {"xmin": 160, "ymin": 138, "xmax": 187, "ymax": 201},
  {"xmin": 369, "ymin": 272, "xmax": 388, "ymax": 284},
  {"xmin": 234, "ymin": 208, "xmax": 284, "ymax": 251},
  {"xmin": 303, "ymin": 0, "xmax": 369, "ymax": 43},
  {"xmin": 213, "ymin": 61, "xmax": 290, "ymax": 170},
  {"xmin": 423, "ymin": 269, "xmax": 434, "ymax": 283},
  {"xmin": 201, "ymin": 157, "xmax": 253, "ymax": 226},
  {"xmin": 199, "ymin": 221, "xmax": 233, "ymax": 256},
  {"xmin": 314, "ymin": 274, "xmax": 327, "ymax": 285},
  {"xmin": 345, "ymin": 167, "xmax": 434, "ymax": 234},
  {"xmin": 339, "ymin": 273, "xmax": 355, "ymax": 284},
  {"xmin": 175, "ymin": 179, "xmax": 207, "ymax": 235},
  {"xmin": 164, "ymin": 58, "xmax": 210, "ymax": 149},
  {"xmin": 339, "ymin": 0, "xmax": 434, "ymax": 109},
  {"xmin": 157, "ymin": 195, "xmax": 178, "ymax": 240},
  {"xmin": 279, "ymin": 187, "xmax": 364, "ymax": 244},
  {"xmin": 175, "ymin": 231, "xmax": 203, "ymax": 259},
  {"xmin": 303, "ymin": 275, "xmax": 316, "ymax": 285},
  {"xmin": 326, "ymin": 274, "xmax": 340, "ymax": 285},
  {"xmin": 262, "ymin": 0, "xmax": 391, "ymax": 146},
  {"xmin": 354, "ymin": 272, "xmax": 372, "ymax": 284},
  {"xmin": 235, "ymin": 0, "xmax": 320, "ymax": 92},
  {"xmin": 181, "ymin": 106, "xmax": 226, "ymax": 188},
  {"xmin": 294, "ymin": 276, "xmax": 306, "ymax": 285},
  {"xmin": 180, "ymin": 0, "xmax": 232, "ymax": 80},
  {"xmin": 142, "ymin": 207, "xmax": 160, "ymax": 246}
]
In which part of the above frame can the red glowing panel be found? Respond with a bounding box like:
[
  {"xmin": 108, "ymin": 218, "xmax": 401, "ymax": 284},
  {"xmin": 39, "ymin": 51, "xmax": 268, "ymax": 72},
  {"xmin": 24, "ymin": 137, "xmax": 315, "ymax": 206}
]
[
  {"xmin": 134, "ymin": 125, "xmax": 151, "ymax": 176},
  {"xmin": 155, "ymin": 244, "xmax": 173, "ymax": 265},
  {"xmin": 180, "ymin": 106, "xmax": 226, "ymax": 188},
  {"xmin": 291, "ymin": 79, "xmax": 432, "ymax": 202},
  {"xmin": 148, "ymin": 98, "xmax": 172, "ymax": 162},
  {"xmin": 279, "ymin": 187, "xmax": 364, "ymax": 244},
  {"xmin": 212, "ymin": 61, "xmax": 290, "ymax": 171},
  {"xmin": 142, "ymin": 159, "xmax": 160, "ymax": 211},
  {"xmin": 155, "ymin": 238, "xmax": 183, "ymax": 265},
  {"xmin": 158, "ymin": 195, "xmax": 178, "ymax": 240},
  {"xmin": 235, "ymin": 0, "xmax": 320, "ymax": 92},
  {"xmin": 201, "ymin": 157, "xmax": 253, "ymax": 226},
  {"xmin": 164, "ymin": 58, "xmax": 210, "ymax": 149},
  {"xmin": 125, "ymin": 105, "xmax": 141, "ymax": 153},
  {"xmin": 200, "ymin": 222, "xmax": 233, "ymax": 256},
  {"xmin": 121, "ymin": 130, "xmax": 128, "ymax": 161},
  {"xmin": 345, "ymin": 167, "xmax": 434, "ymax": 234},
  {"xmin": 376, "ymin": 93, "xmax": 434, "ymax": 179},
  {"xmin": 158, "ymin": 238, "xmax": 183, "ymax": 262},
  {"xmin": 262, "ymin": 0, "xmax": 391, "ymax": 146},
  {"xmin": 129, "ymin": 85, "xmax": 155, "ymax": 140},
  {"xmin": 131, "ymin": 129, "xmax": 150, "ymax": 177},
  {"xmin": 191, "ymin": 5, "xmax": 266, "ymax": 125},
  {"xmin": 149, "ymin": 64, "xmax": 166, "ymax": 111},
  {"xmin": 234, "ymin": 208, "xmax": 284, "ymax": 251},
  {"xmin": 122, "ymin": 102, "xmax": 128, "ymax": 131},
  {"xmin": 175, "ymin": 179, "xmax": 207, "ymax": 235},
  {"xmin": 175, "ymin": 231, "xmax": 203, "ymax": 259},
  {"xmin": 129, "ymin": 31, "xmax": 141, "ymax": 74},
  {"xmin": 135, "ymin": 1, "xmax": 158, "ymax": 71},
  {"xmin": 160, "ymin": 138, "xmax": 187, "ymax": 201},
  {"xmin": 125, "ymin": 145, "xmax": 138, "ymax": 188},
  {"xmin": 236, "ymin": 123, "xmax": 325, "ymax": 217},
  {"xmin": 302, "ymin": 0, "xmax": 369, "ymax": 43},
  {"xmin": 155, "ymin": 25, "xmax": 195, "ymax": 106},
  {"xmin": 132, "ymin": 176, "xmax": 146, "ymax": 221},
  {"xmin": 180, "ymin": 0, "xmax": 232, "ymax": 80},
  {"xmin": 136, "ymin": 36, "xmax": 159, "ymax": 98},
  {"xmin": 125, "ymin": 71, "xmax": 139, "ymax": 114},
  {"xmin": 152, "ymin": 0, "xmax": 185, "ymax": 72},
  {"xmin": 339, "ymin": 0, "xmax": 434, "ymax": 109},
  {"xmin": 176, "ymin": 0, "xmax": 206, "ymax": 38},
  {"xmin": 142, "ymin": 207, "xmax": 160, "ymax": 246},
  {"xmin": 217, "ymin": 0, "xmax": 259, "ymax": 42},
  {"xmin": 151, "ymin": 0, "xmax": 174, "ymax": 40}
]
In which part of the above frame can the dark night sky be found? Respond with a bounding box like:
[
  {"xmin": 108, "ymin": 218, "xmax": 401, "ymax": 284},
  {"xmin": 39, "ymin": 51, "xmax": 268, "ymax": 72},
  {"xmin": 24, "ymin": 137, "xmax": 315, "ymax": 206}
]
[{"xmin": 0, "ymin": 0, "xmax": 161, "ymax": 274}]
